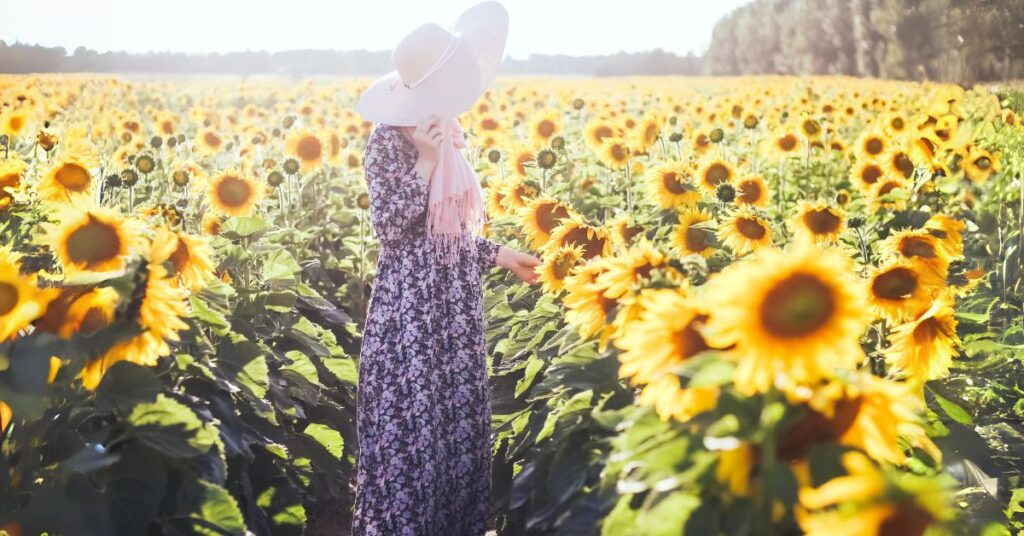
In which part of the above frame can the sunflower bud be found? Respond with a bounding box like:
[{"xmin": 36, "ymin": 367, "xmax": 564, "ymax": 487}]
[
  {"xmin": 150, "ymin": 136, "xmax": 163, "ymax": 149},
  {"xmin": 709, "ymin": 128, "xmax": 725, "ymax": 143},
  {"xmin": 121, "ymin": 169, "xmax": 139, "ymax": 187},
  {"xmin": 847, "ymin": 216, "xmax": 865, "ymax": 229},
  {"xmin": 487, "ymin": 149, "xmax": 501, "ymax": 163},
  {"xmin": 536, "ymin": 149, "xmax": 557, "ymax": 170},
  {"xmin": 283, "ymin": 158, "xmax": 300, "ymax": 175},
  {"xmin": 716, "ymin": 183, "xmax": 736, "ymax": 203},
  {"xmin": 572, "ymin": 98, "xmax": 585, "ymax": 110},
  {"xmin": 357, "ymin": 192, "xmax": 370, "ymax": 210},
  {"xmin": 267, "ymin": 170, "xmax": 285, "ymax": 187},
  {"xmin": 668, "ymin": 132, "xmax": 683, "ymax": 143},
  {"xmin": 550, "ymin": 136, "xmax": 565, "ymax": 150}
]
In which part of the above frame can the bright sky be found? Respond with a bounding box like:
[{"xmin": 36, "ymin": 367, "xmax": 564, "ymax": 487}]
[{"xmin": 2, "ymin": 0, "xmax": 751, "ymax": 58}]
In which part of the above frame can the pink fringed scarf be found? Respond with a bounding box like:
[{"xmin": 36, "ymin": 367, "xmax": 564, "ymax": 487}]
[{"xmin": 400, "ymin": 118, "xmax": 486, "ymax": 266}]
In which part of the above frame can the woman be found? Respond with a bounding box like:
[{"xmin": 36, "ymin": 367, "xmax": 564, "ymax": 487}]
[{"xmin": 352, "ymin": 3, "xmax": 540, "ymax": 534}]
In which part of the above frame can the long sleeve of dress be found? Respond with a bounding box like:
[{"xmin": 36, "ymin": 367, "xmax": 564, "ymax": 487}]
[
  {"xmin": 363, "ymin": 126, "xmax": 429, "ymax": 247},
  {"xmin": 475, "ymin": 235, "xmax": 501, "ymax": 273}
]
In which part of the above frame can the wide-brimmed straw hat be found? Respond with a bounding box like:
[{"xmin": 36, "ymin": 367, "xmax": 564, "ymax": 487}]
[{"xmin": 356, "ymin": 1, "xmax": 509, "ymax": 126}]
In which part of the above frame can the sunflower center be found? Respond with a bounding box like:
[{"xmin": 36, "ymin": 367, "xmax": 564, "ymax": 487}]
[
  {"xmin": 975, "ymin": 156, "xmax": 991, "ymax": 170},
  {"xmin": 736, "ymin": 217, "xmax": 767, "ymax": 239},
  {"xmin": 537, "ymin": 120, "xmax": 555, "ymax": 138},
  {"xmin": 481, "ymin": 118, "xmax": 498, "ymax": 131},
  {"xmin": 899, "ymin": 237, "xmax": 936, "ymax": 259},
  {"xmin": 0, "ymin": 282, "xmax": 18, "ymax": 316},
  {"xmin": 536, "ymin": 204, "xmax": 569, "ymax": 234},
  {"xmin": 296, "ymin": 136, "xmax": 322, "ymax": 161},
  {"xmin": 738, "ymin": 181, "xmax": 761, "ymax": 204},
  {"xmin": 873, "ymin": 267, "xmax": 917, "ymax": 300},
  {"xmin": 678, "ymin": 314, "xmax": 710, "ymax": 359},
  {"xmin": 56, "ymin": 163, "xmax": 90, "ymax": 192},
  {"xmin": 912, "ymin": 314, "xmax": 952, "ymax": 345},
  {"xmin": 685, "ymin": 226, "xmax": 711, "ymax": 252},
  {"xmin": 66, "ymin": 217, "xmax": 122, "ymax": 268},
  {"xmin": 705, "ymin": 163, "xmax": 730, "ymax": 186},
  {"xmin": 878, "ymin": 500, "xmax": 933, "ymax": 536},
  {"xmin": 169, "ymin": 238, "xmax": 190, "ymax": 273},
  {"xmin": 663, "ymin": 171, "xmax": 690, "ymax": 195},
  {"xmin": 609, "ymin": 143, "xmax": 626, "ymax": 161},
  {"xmin": 204, "ymin": 132, "xmax": 222, "ymax": 148},
  {"xmin": 865, "ymin": 138, "xmax": 884, "ymax": 155},
  {"xmin": 215, "ymin": 175, "xmax": 254, "ymax": 208},
  {"xmin": 803, "ymin": 208, "xmax": 841, "ymax": 235},
  {"xmin": 861, "ymin": 164, "xmax": 883, "ymax": 185},
  {"xmin": 594, "ymin": 125, "xmax": 613, "ymax": 143},
  {"xmin": 516, "ymin": 153, "xmax": 532, "ymax": 175},
  {"xmin": 894, "ymin": 152, "xmax": 915, "ymax": 177},
  {"xmin": 759, "ymin": 273, "xmax": 836, "ymax": 338},
  {"xmin": 776, "ymin": 395, "xmax": 862, "ymax": 461},
  {"xmin": 553, "ymin": 254, "xmax": 574, "ymax": 279},
  {"xmin": 778, "ymin": 135, "xmax": 797, "ymax": 151}
]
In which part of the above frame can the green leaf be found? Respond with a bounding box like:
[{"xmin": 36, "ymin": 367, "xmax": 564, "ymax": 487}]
[
  {"xmin": 931, "ymin": 390, "xmax": 974, "ymax": 425},
  {"xmin": 515, "ymin": 356, "xmax": 544, "ymax": 398},
  {"xmin": 304, "ymin": 423, "xmax": 344, "ymax": 458},
  {"xmin": 262, "ymin": 249, "xmax": 301, "ymax": 284},
  {"xmin": 687, "ymin": 357, "xmax": 735, "ymax": 388},
  {"xmin": 220, "ymin": 216, "xmax": 267, "ymax": 240},
  {"xmin": 95, "ymin": 361, "xmax": 160, "ymax": 411},
  {"xmin": 128, "ymin": 395, "xmax": 220, "ymax": 458},
  {"xmin": 191, "ymin": 480, "xmax": 246, "ymax": 536}
]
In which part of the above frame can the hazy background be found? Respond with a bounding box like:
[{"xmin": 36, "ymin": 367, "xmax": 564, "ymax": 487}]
[{"xmin": 1, "ymin": 0, "xmax": 1022, "ymax": 84}]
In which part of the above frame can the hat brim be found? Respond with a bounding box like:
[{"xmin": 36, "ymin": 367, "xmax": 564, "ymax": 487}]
[{"xmin": 356, "ymin": 1, "xmax": 509, "ymax": 126}]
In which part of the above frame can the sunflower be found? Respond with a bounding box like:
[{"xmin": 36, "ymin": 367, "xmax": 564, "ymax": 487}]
[
  {"xmin": 703, "ymin": 243, "xmax": 870, "ymax": 395},
  {"xmin": 79, "ymin": 240, "xmax": 190, "ymax": 390},
  {"xmin": 672, "ymin": 209, "xmax": 717, "ymax": 258},
  {"xmin": 762, "ymin": 128, "xmax": 802, "ymax": 161},
  {"xmin": 284, "ymin": 129, "xmax": 325, "ymax": 172},
  {"xmin": 485, "ymin": 180, "xmax": 512, "ymax": 217},
  {"xmin": 599, "ymin": 138, "xmax": 630, "ymax": 170},
  {"xmin": 849, "ymin": 158, "xmax": 887, "ymax": 192},
  {"xmin": 923, "ymin": 213, "xmax": 965, "ymax": 258},
  {"xmin": 735, "ymin": 175, "xmax": 770, "ymax": 207},
  {"xmin": 884, "ymin": 296, "xmax": 960, "ymax": 383},
  {"xmin": 518, "ymin": 196, "xmax": 573, "ymax": 250},
  {"xmin": 0, "ymin": 157, "xmax": 27, "ymax": 210},
  {"xmin": 37, "ymin": 152, "xmax": 97, "ymax": 202},
  {"xmin": 206, "ymin": 169, "xmax": 263, "ymax": 217},
  {"xmin": 868, "ymin": 177, "xmax": 909, "ymax": 212},
  {"xmin": 537, "ymin": 244, "xmax": 585, "ymax": 293},
  {"xmin": 544, "ymin": 215, "xmax": 612, "ymax": 260},
  {"xmin": 718, "ymin": 209, "xmax": 772, "ymax": 255},
  {"xmin": 645, "ymin": 161, "xmax": 699, "ymax": 209},
  {"xmin": 151, "ymin": 228, "xmax": 216, "ymax": 291},
  {"xmin": 630, "ymin": 112, "xmax": 663, "ymax": 154},
  {"xmin": 563, "ymin": 257, "xmax": 618, "ymax": 350},
  {"xmin": 879, "ymin": 229, "xmax": 950, "ymax": 279},
  {"xmin": 608, "ymin": 214, "xmax": 645, "ymax": 246},
  {"xmin": 193, "ymin": 126, "xmax": 226, "ymax": 156},
  {"xmin": 864, "ymin": 260, "xmax": 943, "ymax": 323},
  {"xmin": 0, "ymin": 252, "xmax": 55, "ymax": 342},
  {"xmin": 716, "ymin": 442, "xmax": 758, "ymax": 496},
  {"xmin": 596, "ymin": 237, "xmax": 671, "ymax": 300},
  {"xmin": 528, "ymin": 110, "xmax": 562, "ymax": 146},
  {"xmin": 854, "ymin": 127, "xmax": 891, "ymax": 161},
  {"xmin": 789, "ymin": 202, "xmax": 845, "ymax": 244},
  {"xmin": 962, "ymin": 145, "xmax": 1000, "ymax": 183},
  {"xmin": 500, "ymin": 179, "xmax": 540, "ymax": 211},
  {"xmin": 880, "ymin": 146, "xmax": 916, "ymax": 179},
  {"xmin": 797, "ymin": 451, "xmax": 954, "ymax": 536},
  {"xmin": 613, "ymin": 287, "xmax": 708, "ymax": 383},
  {"xmin": 34, "ymin": 286, "xmax": 119, "ymax": 339},
  {"xmin": 584, "ymin": 118, "xmax": 618, "ymax": 152},
  {"xmin": 690, "ymin": 129, "xmax": 714, "ymax": 156},
  {"xmin": 695, "ymin": 156, "xmax": 735, "ymax": 196},
  {"xmin": 42, "ymin": 204, "xmax": 140, "ymax": 275},
  {"xmin": 507, "ymin": 144, "xmax": 536, "ymax": 179},
  {"xmin": 1, "ymin": 110, "xmax": 29, "ymax": 137}
]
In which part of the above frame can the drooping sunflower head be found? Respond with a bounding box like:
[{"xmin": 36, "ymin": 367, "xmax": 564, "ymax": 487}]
[
  {"xmin": 562, "ymin": 257, "xmax": 618, "ymax": 349},
  {"xmin": 508, "ymin": 144, "xmax": 536, "ymax": 179},
  {"xmin": 150, "ymin": 228, "xmax": 216, "ymax": 291},
  {"xmin": 703, "ymin": 243, "xmax": 870, "ymax": 395},
  {"xmin": 645, "ymin": 161, "xmax": 699, "ymax": 209},
  {"xmin": 518, "ymin": 196, "xmax": 573, "ymax": 250},
  {"xmin": 608, "ymin": 214, "xmax": 646, "ymax": 247},
  {"xmin": 923, "ymin": 213, "xmax": 965, "ymax": 258},
  {"xmin": 879, "ymin": 228, "xmax": 950, "ymax": 278},
  {"xmin": 789, "ymin": 202, "xmax": 846, "ymax": 244},
  {"xmin": 206, "ymin": 169, "xmax": 263, "ymax": 217},
  {"xmin": 868, "ymin": 176, "xmax": 909, "ymax": 212},
  {"xmin": 284, "ymin": 129, "xmax": 325, "ymax": 172},
  {"xmin": 718, "ymin": 208, "xmax": 772, "ymax": 255},
  {"xmin": 672, "ymin": 209, "xmax": 717, "ymax": 259}
]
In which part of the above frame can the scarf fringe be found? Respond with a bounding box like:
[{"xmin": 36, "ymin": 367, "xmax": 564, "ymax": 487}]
[{"xmin": 427, "ymin": 193, "xmax": 485, "ymax": 266}]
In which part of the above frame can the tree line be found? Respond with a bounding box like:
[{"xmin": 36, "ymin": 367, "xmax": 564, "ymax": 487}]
[{"xmin": 705, "ymin": 0, "xmax": 1024, "ymax": 84}]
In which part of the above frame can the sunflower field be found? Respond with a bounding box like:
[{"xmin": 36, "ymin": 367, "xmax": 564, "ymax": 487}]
[{"xmin": 0, "ymin": 74, "xmax": 1022, "ymax": 535}]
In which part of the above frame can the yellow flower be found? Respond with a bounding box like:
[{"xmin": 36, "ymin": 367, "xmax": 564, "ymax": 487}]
[
  {"xmin": 596, "ymin": 237, "xmax": 672, "ymax": 300},
  {"xmin": 734, "ymin": 175, "xmax": 769, "ymax": 207},
  {"xmin": 672, "ymin": 209, "xmax": 717, "ymax": 258},
  {"xmin": 962, "ymin": 145, "xmax": 999, "ymax": 183},
  {"xmin": 599, "ymin": 138, "xmax": 630, "ymax": 170},
  {"xmin": 645, "ymin": 161, "xmax": 699, "ymax": 209},
  {"xmin": 518, "ymin": 196, "xmax": 573, "ymax": 250},
  {"xmin": 864, "ymin": 260, "xmax": 944, "ymax": 323},
  {"xmin": 42, "ymin": 203, "xmax": 141, "ymax": 275},
  {"xmin": 879, "ymin": 229, "xmax": 950, "ymax": 280},
  {"xmin": 528, "ymin": 109, "xmax": 562, "ymax": 146},
  {"xmin": 703, "ymin": 243, "xmax": 870, "ymax": 395},
  {"xmin": 37, "ymin": 152, "xmax": 97, "ymax": 203},
  {"xmin": 194, "ymin": 126, "xmax": 226, "ymax": 156},
  {"xmin": 284, "ymin": 129, "xmax": 325, "ymax": 172},
  {"xmin": 789, "ymin": 202, "xmax": 845, "ymax": 244},
  {"xmin": 1, "ymin": 109, "xmax": 29, "ymax": 137},
  {"xmin": 563, "ymin": 257, "xmax": 617, "ymax": 350},
  {"xmin": 884, "ymin": 296, "xmax": 960, "ymax": 383},
  {"xmin": 923, "ymin": 213, "xmax": 965, "ymax": 258},
  {"xmin": 718, "ymin": 209, "xmax": 772, "ymax": 255},
  {"xmin": 537, "ymin": 244, "xmax": 585, "ymax": 294},
  {"xmin": 716, "ymin": 443, "xmax": 757, "ymax": 496},
  {"xmin": 584, "ymin": 117, "xmax": 619, "ymax": 152},
  {"xmin": 206, "ymin": 169, "xmax": 263, "ymax": 217},
  {"xmin": 0, "ymin": 250, "xmax": 55, "ymax": 342},
  {"xmin": 0, "ymin": 157, "xmax": 27, "ymax": 210},
  {"xmin": 854, "ymin": 127, "xmax": 891, "ymax": 161},
  {"xmin": 695, "ymin": 156, "xmax": 735, "ymax": 196},
  {"xmin": 151, "ymin": 228, "xmax": 216, "ymax": 291},
  {"xmin": 543, "ymin": 215, "xmax": 612, "ymax": 261}
]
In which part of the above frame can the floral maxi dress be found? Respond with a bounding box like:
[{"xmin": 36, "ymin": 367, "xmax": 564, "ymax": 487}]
[{"xmin": 352, "ymin": 123, "xmax": 501, "ymax": 536}]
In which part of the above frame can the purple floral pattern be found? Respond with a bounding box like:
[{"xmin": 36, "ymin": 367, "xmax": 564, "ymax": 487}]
[{"xmin": 352, "ymin": 123, "xmax": 501, "ymax": 536}]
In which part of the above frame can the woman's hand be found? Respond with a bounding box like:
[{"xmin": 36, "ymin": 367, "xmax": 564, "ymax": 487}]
[
  {"xmin": 496, "ymin": 246, "xmax": 542, "ymax": 285},
  {"xmin": 411, "ymin": 114, "xmax": 443, "ymax": 178}
]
